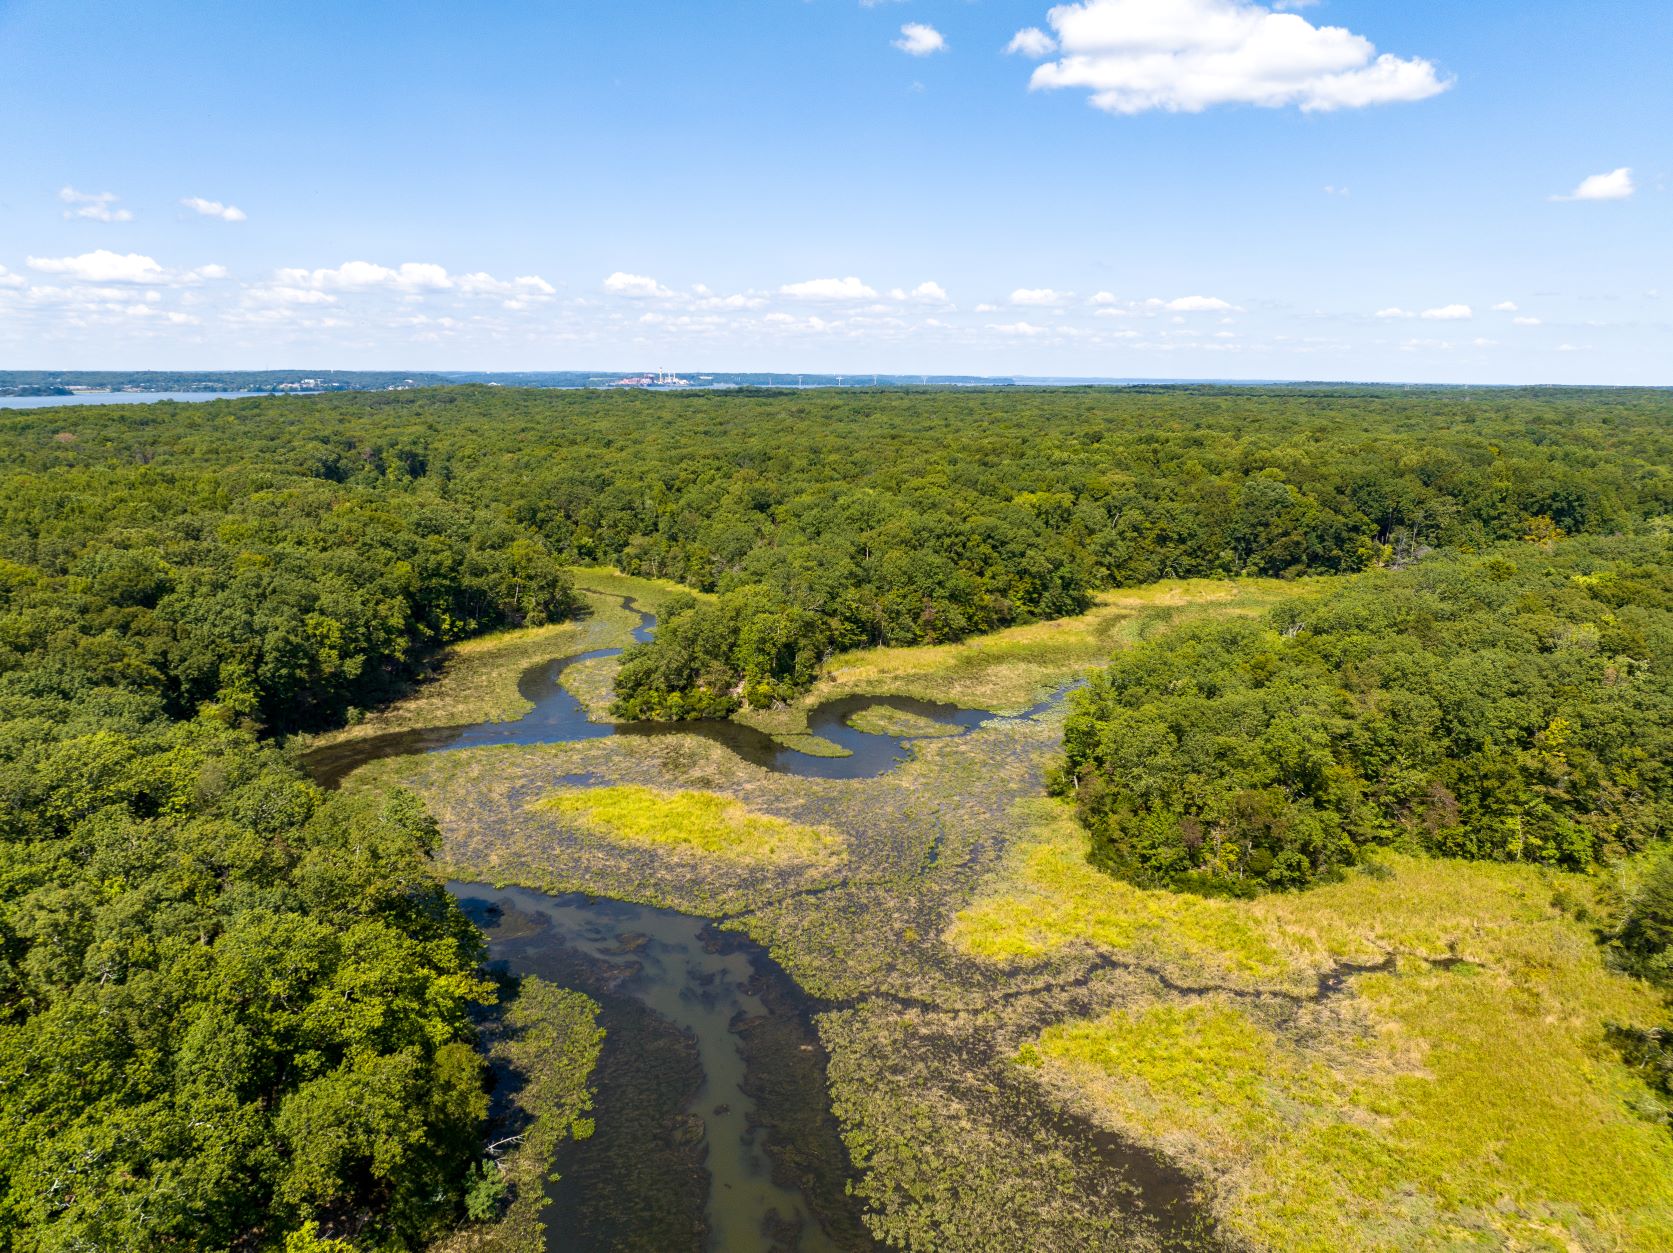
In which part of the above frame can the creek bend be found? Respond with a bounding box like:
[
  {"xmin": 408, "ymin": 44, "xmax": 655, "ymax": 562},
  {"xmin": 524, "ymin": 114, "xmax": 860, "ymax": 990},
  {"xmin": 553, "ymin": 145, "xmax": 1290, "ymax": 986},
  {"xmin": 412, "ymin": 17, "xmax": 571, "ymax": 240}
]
[
  {"xmin": 455, "ymin": 884, "xmax": 874, "ymax": 1252},
  {"xmin": 299, "ymin": 595, "xmax": 1210, "ymax": 1250},
  {"xmin": 301, "ymin": 595, "xmax": 1026, "ymax": 788},
  {"xmin": 299, "ymin": 596, "xmax": 1014, "ymax": 1251}
]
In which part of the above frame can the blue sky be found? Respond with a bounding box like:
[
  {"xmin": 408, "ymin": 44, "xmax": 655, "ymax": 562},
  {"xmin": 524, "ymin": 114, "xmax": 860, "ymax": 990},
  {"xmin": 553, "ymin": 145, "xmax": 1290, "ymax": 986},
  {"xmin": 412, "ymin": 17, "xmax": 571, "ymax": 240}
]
[{"xmin": 0, "ymin": 0, "xmax": 1667, "ymax": 382}]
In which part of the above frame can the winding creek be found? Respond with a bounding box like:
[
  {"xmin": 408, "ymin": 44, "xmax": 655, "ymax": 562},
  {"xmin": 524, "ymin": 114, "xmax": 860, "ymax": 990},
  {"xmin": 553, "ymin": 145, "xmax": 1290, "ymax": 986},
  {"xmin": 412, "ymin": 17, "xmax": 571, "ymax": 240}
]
[
  {"xmin": 303, "ymin": 595, "xmax": 1034, "ymax": 789},
  {"xmin": 300, "ymin": 596, "xmax": 1034, "ymax": 1251}
]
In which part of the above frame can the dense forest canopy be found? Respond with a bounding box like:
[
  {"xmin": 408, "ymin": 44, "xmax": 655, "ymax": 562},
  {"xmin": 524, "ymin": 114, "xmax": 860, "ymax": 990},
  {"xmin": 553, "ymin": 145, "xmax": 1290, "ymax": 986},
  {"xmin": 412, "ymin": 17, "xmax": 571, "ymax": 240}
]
[
  {"xmin": 3, "ymin": 385, "xmax": 1668, "ymax": 717},
  {"xmin": 0, "ymin": 694, "xmax": 495, "ymax": 1248},
  {"xmin": 1054, "ymin": 538, "xmax": 1673, "ymax": 893},
  {"xmin": 2, "ymin": 385, "xmax": 1672, "ymax": 1248}
]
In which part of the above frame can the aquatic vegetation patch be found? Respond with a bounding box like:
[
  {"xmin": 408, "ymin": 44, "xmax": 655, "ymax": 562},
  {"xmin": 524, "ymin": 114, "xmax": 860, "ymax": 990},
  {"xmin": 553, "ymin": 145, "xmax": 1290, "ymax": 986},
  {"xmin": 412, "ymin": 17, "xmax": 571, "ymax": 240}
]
[
  {"xmin": 973, "ymin": 806, "xmax": 1673, "ymax": 1249},
  {"xmin": 433, "ymin": 977, "xmax": 604, "ymax": 1253},
  {"xmin": 843, "ymin": 703, "xmax": 966, "ymax": 739},
  {"xmin": 531, "ymin": 784, "xmax": 844, "ymax": 867}
]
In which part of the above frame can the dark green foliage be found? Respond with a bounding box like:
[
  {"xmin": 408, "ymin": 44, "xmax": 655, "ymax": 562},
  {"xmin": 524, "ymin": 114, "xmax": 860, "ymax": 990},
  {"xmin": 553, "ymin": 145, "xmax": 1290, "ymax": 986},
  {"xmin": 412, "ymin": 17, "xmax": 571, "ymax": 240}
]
[
  {"xmin": 1055, "ymin": 538, "xmax": 1673, "ymax": 892},
  {"xmin": 0, "ymin": 703, "xmax": 496, "ymax": 1249},
  {"xmin": 0, "ymin": 468, "xmax": 576, "ymax": 736},
  {"xmin": 6, "ymin": 385, "xmax": 1668, "ymax": 716},
  {"xmin": 1607, "ymin": 852, "xmax": 1673, "ymax": 1114},
  {"xmin": 0, "ymin": 397, "xmax": 588, "ymax": 1249}
]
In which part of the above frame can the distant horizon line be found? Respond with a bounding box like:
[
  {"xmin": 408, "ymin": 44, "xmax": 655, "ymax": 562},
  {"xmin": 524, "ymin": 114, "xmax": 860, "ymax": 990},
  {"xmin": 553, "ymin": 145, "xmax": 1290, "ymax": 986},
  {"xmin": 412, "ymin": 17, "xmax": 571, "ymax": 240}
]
[{"xmin": 2, "ymin": 369, "xmax": 1669, "ymax": 391}]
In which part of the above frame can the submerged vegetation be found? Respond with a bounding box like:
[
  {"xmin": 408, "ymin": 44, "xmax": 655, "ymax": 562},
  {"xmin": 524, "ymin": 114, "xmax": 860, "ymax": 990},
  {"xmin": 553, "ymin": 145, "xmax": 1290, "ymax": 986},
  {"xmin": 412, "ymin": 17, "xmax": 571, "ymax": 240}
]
[{"xmin": 532, "ymin": 784, "xmax": 843, "ymax": 867}]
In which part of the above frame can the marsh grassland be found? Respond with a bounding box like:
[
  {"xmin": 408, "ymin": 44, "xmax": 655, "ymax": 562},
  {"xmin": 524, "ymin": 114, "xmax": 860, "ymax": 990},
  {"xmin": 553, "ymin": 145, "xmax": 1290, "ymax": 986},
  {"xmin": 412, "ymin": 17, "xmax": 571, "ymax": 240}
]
[
  {"xmin": 304, "ymin": 590, "xmax": 645, "ymax": 749},
  {"xmin": 342, "ymin": 569, "xmax": 1673, "ymax": 1252}
]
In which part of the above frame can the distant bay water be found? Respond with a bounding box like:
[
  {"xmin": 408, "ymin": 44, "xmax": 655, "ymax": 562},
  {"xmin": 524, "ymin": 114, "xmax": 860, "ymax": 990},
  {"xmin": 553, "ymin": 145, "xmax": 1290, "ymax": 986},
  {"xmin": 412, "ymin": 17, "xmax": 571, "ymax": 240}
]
[{"xmin": 0, "ymin": 391, "xmax": 308, "ymax": 409}]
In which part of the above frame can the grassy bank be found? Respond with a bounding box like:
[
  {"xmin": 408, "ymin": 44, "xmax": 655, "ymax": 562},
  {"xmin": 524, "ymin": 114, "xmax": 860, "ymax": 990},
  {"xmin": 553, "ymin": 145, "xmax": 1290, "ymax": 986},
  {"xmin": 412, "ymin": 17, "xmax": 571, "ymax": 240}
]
[
  {"xmin": 955, "ymin": 802, "xmax": 1673, "ymax": 1250},
  {"xmin": 734, "ymin": 578, "xmax": 1304, "ymax": 741},
  {"xmin": 431, "ymin": 979, "xmax": 604, "ymax": 1253}
]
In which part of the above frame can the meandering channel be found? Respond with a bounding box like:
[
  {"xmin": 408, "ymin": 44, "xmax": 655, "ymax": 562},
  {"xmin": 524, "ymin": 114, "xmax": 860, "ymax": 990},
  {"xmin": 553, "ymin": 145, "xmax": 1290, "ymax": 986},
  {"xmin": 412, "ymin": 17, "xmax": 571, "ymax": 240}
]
[
  {"xmin": 299, "ymin": 595, "xmax": 1029, "ymax": 1251},
  {"xmin": 298, "ymin": 594, "xmax": 1212, "ymax": 1251},
  {"xmin": 455, "ymin": 885, "xmax": 875, "ymax": 1252},
  {"xmin": 302, "ymin": 594, "xmax": 1032, "ymax": 787}
]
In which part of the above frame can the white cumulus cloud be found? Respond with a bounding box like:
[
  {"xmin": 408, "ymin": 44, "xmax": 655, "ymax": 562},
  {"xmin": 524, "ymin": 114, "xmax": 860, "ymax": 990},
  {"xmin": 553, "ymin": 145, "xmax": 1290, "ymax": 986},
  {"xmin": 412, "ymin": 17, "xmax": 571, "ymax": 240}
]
[
  {"xmin": 459, "ymin": 272, "xmax": 556, "ymax": 297},
  {"xmin": 1421, "ymin": 304, "xmax": 1473, "ymax": 320},
  {"xmin": 1164, "ymin": 294, "xmax": 1236, "ymax": 312},
  {"xmin": 603, "ymin": 271, "xmax": 674, "ymax": 298},
  {"xmin": 1011, "ymin": 287, "xmax": 1071, "ymax": 305},
  {"xmin": 181, "ymin": 196, "xmax": 247, "ymax": 222},
  {"xmin": 1019, "ymin": 0, "xmax": 1452, "ymax": 114},
  {"xmin": 780, "ymin": 276, "xmax": 879, "ymax": 301},
  {"xmin": 894, "ymin": 23, "xmax": 947, "ymax": 56},
  {"xmin": 1006, "ymin": 27, "xmax": 1058, "ymax": 57},
  {"xmin": 1375, "ymin": 307, "xmax": 1414, "ymax": 319},
  {"xmin": 60, "ymin": 187, "xmax": 133, "ymax": 222},
  {"xmin": 28, "ymin": 250, "xmax": 164, "ymax": 283},
  {"xmin": 278, "ymin": 261, "xmax": 454, "ymax": 292},
  {"xmin": 1492, "ymin": 300, "xmax": 1518, "ymax": 312},
  {"xmin": 1552, "ymin": 167, "xmax": 1635, "ymax": 202}
]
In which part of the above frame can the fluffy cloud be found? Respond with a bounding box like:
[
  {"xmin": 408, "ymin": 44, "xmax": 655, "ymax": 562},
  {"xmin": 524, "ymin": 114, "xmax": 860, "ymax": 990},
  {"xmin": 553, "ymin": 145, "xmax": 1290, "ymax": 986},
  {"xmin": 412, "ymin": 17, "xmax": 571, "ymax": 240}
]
[
  {"xmin": 894, "ymin": 23, "xmax": 947, "ymax": 56},
  {"xmin": 905, "ymin": 280, "xmax": 949, "ymax": 303},
  {"xmin": 250, "ymin": 286, "xmax": 338, "ymax": 306},
  {"xmin": 1421, "ymin": 304, "xmax": 1472, "ymax": 320},
  {"xmin": 181, "ymin": 196, "xmax": 248, "ymax": 222},
  {"xmin": 1015, "ymin": 0, "xmax": 1451, "ymax": 114},
  {"xmin": 603, "ymin": 271, "xmax": 674, "ymax": 298},
  {"xmin": 27, "ymin": 250, "xmax": 164, "ymax": 283},
  {"xmin": 0, "ymin": 265, "xmax": 26, "ymax": 290},
  {"xmin": 1552, "ymin": 167, "xmax": 1635, "ymax": 202},
  {"xmin": 1375, "ymin": 307, "xmax": 1414, "ymax": 319},
  {"xmin": 59, "ymin": 187, "xmax": 133, "ymax": 223},
  {"xmin": 1006, "ymin": 27, "xmax": 1058, "ymax": 57},
  {"xmin": 459, "ymin": 272, "xmax": 556, "ymax": 297},
  {"xmin": 780, "ymin": 276, "xmax": 878, "ymax": 301},
  {"xmin": 1011, "ymin": 287, "xmax": 1070, "ymax": 305},
  {"xmin": 275, "ymin": 261, "xmax": 455, "ymax": 292},
  {"xmin": 989, "ymin": 321, "xmax": 1049, "ymax": 336},
  {"xmin": 1492, "ymin": 301, "xmax": 1518, "ymax": 312},
  {"xmin": 1163, "ymin": 294, "xmax": 1235, "ymax": 312}
]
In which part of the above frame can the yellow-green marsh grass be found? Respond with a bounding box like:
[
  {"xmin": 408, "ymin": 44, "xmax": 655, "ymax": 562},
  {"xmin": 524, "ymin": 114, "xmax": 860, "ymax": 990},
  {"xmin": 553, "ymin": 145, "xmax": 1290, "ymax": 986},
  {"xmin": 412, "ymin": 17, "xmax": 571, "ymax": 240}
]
[
  {"xmin": 965, "ymin": 803, "xmax": 1673, "ymax": 1249},
  {"xmin": 567, "ymin": 564, "xmax": 716, "ymax": 605},
  {"xmin": 735, "ymin": 577, "xmax": 1306, "ymax": 741},
  {"xmin": 842, "ymin": 705, "xmax": 965, "ymax": 739},
  {"xmin": 531, "ymin": 784, "xmax": 844, "ymax": 868}
]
